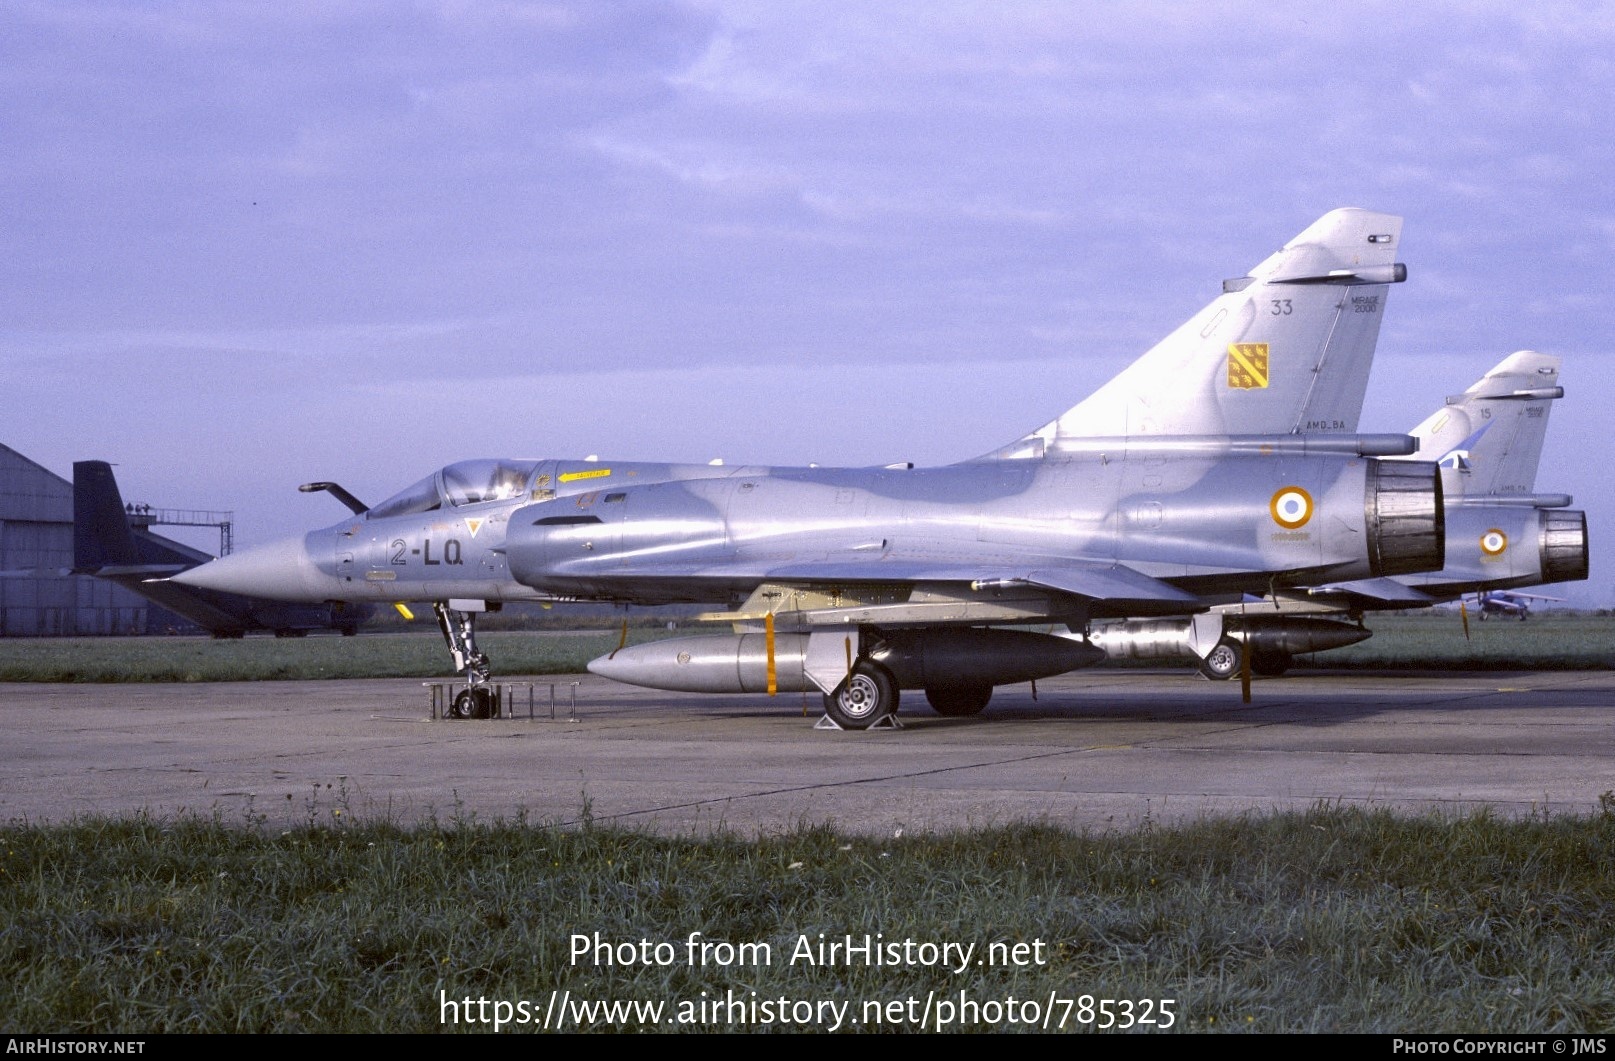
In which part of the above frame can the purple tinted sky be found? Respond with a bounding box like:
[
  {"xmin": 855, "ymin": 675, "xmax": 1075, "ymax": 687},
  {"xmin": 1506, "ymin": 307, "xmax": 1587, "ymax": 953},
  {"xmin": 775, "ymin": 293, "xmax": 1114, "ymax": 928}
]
[{"xmin": 5, "ymin": 2, "xmax": 1611, "ymax": 603}]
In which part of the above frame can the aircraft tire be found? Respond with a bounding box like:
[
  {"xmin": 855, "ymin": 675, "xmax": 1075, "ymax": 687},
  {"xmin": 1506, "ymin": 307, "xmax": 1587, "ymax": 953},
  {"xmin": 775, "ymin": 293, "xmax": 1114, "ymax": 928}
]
[
  {"xmin": 823, "ymin": 662, "xmax": 898, "ymax": 730},
  {"xmin": 1197, "ymin": 638, "xmax": 1243, "ymax": 681},
  {"xmin": 925, "ymin": 684, "xmax": 993, "ymax": 717},
  {"xmin": 1250, "ymin": 650, "xmax": 1292, "ymax": 677},
  {"xmin": 449, "ymin": 688, "xmax": 494, "ymax": 720}
]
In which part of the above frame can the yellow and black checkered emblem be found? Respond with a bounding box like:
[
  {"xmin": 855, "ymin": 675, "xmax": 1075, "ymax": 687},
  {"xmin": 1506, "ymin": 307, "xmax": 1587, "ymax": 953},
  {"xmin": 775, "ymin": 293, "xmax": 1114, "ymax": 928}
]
[{"xmin": 1227, "ymin": 343, "xmax": 1270, "ymax": 390}]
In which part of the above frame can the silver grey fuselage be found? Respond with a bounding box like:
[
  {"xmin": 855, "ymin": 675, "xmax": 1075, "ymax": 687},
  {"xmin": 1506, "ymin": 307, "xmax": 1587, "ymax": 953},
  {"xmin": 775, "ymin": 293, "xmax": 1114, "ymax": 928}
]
[{"xmin": 179, "ymin": 450, "xmax": 1443, "ymax": 622}]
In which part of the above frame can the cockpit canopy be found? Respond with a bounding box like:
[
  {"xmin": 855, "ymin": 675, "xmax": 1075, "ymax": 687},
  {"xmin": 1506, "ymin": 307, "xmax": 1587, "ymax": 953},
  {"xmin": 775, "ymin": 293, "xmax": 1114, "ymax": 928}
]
[{"xmin": 367, "ymin": 459, "xmax": 542, "ymax": 520}]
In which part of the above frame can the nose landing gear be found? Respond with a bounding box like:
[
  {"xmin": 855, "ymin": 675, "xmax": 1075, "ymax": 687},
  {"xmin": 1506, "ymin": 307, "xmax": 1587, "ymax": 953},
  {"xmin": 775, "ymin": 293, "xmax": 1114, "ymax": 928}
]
[{"xmin": 435, "ymin": 601, "xmax": 494, "ymax": 719}]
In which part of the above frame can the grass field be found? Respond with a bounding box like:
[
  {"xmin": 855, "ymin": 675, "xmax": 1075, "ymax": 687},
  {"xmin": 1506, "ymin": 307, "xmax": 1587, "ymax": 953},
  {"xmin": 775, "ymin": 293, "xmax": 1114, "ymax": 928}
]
[
  {"xmin": 0, "ymin": 612, "xmax": 1609, "ymax": 682},
  {"xmin": 5, "ymin": 804, "xmax": 1614, "ymax": 1033},
  {"xmin": 1294, "ymin": 612, "xmax": 1615, "ymax": 670},
  {"xmin": 0, "ymin": 629, "xmax": 665, "ymax": 682}
]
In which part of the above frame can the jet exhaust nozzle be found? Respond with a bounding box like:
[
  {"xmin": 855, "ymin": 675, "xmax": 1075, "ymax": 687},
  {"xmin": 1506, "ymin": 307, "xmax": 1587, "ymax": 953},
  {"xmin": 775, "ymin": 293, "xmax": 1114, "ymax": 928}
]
[
  {"xmin": 1365, "ymin": 460, "xmax": 1444, "ymax": 577},
  {"xmin": 1539, "ymin": 510, "xmax": 1589, "ymax": 584}
]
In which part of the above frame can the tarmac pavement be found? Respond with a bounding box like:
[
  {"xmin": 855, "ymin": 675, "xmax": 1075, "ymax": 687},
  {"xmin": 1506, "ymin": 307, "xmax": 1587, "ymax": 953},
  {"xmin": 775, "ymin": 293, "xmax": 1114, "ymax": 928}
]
[{"xmin": 4, "ymin": 668, "xmax": 1613, "ymax": 834}]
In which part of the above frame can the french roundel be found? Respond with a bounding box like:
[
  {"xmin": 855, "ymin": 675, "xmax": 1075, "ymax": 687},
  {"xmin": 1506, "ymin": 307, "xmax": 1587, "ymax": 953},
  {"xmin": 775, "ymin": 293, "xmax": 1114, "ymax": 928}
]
[
  {"xmin": 1480, "ymin": 528, "xmax": 1508, "ymax": 556},
  {"xmin": 1269, "ymin": 486, "xmax": 1313, "ymax": 530}
]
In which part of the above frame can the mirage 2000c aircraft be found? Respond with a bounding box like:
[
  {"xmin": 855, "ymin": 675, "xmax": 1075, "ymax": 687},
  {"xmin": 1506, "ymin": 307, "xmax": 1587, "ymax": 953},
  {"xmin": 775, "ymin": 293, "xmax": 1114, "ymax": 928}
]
[{"xmin": 172, "ymin": 208, "xmax": 1443, "ymax": 727}]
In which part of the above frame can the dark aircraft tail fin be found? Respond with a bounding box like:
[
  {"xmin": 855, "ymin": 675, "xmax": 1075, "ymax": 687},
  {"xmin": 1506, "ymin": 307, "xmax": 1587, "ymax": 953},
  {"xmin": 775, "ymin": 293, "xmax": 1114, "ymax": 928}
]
[
  {"xmin": 74, "ymin": 460, "xmax": 213, "ymax": 574},
  {"xmin": 74, "ymin": 460, "xmax": 369, "ymax": 636},
  {"xmin": 73, "ymin": 460, "xmax": 141, "ymax": 571}
]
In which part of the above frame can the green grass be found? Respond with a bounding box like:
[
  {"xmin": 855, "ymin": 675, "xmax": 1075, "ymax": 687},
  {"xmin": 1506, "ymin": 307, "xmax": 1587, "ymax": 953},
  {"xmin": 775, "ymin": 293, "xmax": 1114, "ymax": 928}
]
[
  {"xmin": 5, "ymin": 803, "xmax": 1615, "ymax": 1033},
  {"xmin": 1295, "ymin": 613, "xmax": 1615, "ymax": 670},
  {"xmin": 0, "ymin": 613, "xmax": 1609, "ymax": 683},
  {"xmin": 0, "ymin": 629, "xmax": 675, "ymax": 683}
]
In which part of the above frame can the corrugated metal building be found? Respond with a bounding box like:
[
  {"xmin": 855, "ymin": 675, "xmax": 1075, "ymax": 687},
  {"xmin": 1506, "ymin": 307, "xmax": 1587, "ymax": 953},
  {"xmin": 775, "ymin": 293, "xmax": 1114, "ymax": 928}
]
[{"xmin": 0, "ymin": 443, "xmax": 166, "ymax": 635}]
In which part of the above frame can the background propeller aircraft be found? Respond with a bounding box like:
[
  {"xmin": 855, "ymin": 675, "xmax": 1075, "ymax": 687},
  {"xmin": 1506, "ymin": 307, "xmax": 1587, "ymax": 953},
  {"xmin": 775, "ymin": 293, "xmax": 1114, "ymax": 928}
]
[
  {"xmin": 1470, "ymin": 589, "xmax": 1565, "ymax": 621},
  {"xmin": 171, "ymin": 208, "xmax": 1445, "ymax": 726}
]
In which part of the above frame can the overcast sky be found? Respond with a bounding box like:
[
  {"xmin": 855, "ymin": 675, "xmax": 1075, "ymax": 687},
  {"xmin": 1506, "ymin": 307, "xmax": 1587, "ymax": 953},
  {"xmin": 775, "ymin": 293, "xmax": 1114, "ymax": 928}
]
[{"xmin": 5, "ymin": 1, "xmax": 1612, "ymax": 604}]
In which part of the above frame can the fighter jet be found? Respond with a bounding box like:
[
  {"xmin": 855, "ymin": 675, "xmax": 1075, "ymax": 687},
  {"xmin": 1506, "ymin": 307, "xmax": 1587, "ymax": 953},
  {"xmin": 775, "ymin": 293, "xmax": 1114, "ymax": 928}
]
[
  {"xmin": 74, "ymin": 460, "xmax": 371, "ymax": 638},
  {"xmin": 1091, "ymin": 352, "xmax": 1589, "ymax": 676},
  {"xmin": 172, "ymin": 208, "xmax": 1441, "ymax": 725},
  {"xmin": 1380, "ymin": 351, "xmax": 1585, "ymax": 598}
]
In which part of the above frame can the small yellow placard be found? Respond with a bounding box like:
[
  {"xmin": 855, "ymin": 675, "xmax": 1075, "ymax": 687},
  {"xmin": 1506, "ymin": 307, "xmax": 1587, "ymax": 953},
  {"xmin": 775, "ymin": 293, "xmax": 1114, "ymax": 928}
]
[{"xmin": 559, "ymin": 468, "xmax": 612, "ymax": 483}]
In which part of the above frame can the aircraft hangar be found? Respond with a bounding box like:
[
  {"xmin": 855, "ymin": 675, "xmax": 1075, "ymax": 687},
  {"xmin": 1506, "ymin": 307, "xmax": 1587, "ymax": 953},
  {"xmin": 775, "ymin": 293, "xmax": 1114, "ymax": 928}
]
[{"xmin": 0, "ymin": 442, "xmax": 182, "ymax": 636}]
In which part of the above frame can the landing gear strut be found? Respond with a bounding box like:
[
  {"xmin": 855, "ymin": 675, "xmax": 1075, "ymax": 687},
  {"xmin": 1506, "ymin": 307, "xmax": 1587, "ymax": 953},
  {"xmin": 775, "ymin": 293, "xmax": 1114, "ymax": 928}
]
[{"xmin": 435, "ymin": 602, "xmax": 494, "ymax": 719}]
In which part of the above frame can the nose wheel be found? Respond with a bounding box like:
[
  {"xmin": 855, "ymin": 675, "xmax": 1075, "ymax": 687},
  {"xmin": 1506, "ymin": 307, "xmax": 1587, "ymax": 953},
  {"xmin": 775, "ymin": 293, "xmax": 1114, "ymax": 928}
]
[{"xmin": 449, "ymin": 687, "xmax": 495, "ymax": 719}]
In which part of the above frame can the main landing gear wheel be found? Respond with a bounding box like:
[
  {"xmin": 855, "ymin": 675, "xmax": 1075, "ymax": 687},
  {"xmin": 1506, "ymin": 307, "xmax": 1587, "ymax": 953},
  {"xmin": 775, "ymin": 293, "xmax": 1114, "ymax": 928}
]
[
  {"xmin": 1197, "ymin": 637, "xmax": 1244, "ymax": 681},
  {"xmin": 1249, "ymin": 650, "xmax": 1292, "ymax": 677},
  {"xmin": 823, "ymin": 662, "xmax": 898, "ymax": 730},
  {"xmin": 450, "ymin": 687, "xmax": 494, "ymax": 720},
  {"xmin": 924, "ymin": 684, "xmax": 993, "ymax": 717}
]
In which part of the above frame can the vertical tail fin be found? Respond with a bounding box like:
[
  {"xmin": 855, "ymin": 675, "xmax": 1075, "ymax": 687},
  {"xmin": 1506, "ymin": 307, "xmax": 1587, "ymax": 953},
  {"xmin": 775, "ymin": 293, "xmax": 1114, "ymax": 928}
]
[
  {"xmin": 72, "ymin": 460, "xmax": 140, "ymax": 571},
  {"xmin": 1398, "ymin": 351, "xmax": 1562, "ymax": 498},
  {"xmin": 983, "ymin": 208, "xmax": 1406, "ymax": 458}
]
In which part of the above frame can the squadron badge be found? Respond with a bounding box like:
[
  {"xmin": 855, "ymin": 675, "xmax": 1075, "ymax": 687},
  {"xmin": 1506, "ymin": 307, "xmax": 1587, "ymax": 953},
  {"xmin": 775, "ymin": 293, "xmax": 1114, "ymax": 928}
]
[{"xmin": 1227, "ymin": 343, "xmax": 1270, "ymax": 389}]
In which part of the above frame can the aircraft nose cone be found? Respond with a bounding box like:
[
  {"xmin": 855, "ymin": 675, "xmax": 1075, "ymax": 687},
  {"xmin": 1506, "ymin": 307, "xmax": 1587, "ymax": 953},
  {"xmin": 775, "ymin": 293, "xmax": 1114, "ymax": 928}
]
[{"xmin": 168, "ymin": 535, "xmax": 322, "ymax": 601}]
